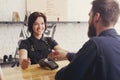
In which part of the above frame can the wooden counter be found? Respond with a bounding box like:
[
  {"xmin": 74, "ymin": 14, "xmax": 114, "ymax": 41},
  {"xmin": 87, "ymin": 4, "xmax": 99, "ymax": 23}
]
[{"xmin": 1, "ymin": 60, "xmax": 69, "ymax": 80}]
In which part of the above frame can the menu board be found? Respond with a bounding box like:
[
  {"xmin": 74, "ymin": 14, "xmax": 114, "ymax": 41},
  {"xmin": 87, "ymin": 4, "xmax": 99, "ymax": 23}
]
[{"xmin": 27, "ymin": 0, "xmax": 68, "ymax": 21}]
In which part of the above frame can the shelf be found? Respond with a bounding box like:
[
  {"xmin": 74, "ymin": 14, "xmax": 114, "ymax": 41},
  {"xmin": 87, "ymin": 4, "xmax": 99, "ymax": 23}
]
[
  {"xmin": 0, "ymin": 21, "xmax": 25, "ymax": 24},
  {"xmin": 0, "ymin": 58, "xmax": 19, "ymax": 66},
  {"xmin": 0, "ymin": 21, "xmax": 80, "ymax": 25},
  {"xmin": 47, "ymin": 21, "xmax": 80, "ymax": 24}
]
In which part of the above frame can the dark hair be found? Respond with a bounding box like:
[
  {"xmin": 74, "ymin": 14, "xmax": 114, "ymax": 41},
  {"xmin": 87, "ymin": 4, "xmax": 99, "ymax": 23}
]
[
  {"xmin": 91, "ymin": 0, "xmax": 120, "ymax": 26},
  {"xmin": 28, "ymin": 12, "xmax": 47, "ymax": 34}
]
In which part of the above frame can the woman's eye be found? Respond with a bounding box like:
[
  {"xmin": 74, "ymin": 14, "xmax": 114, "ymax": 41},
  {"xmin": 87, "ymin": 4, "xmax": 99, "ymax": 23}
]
[
  {"xmin": 41, "ymin": 22, "xmax": 45, "ymax": 25},
  {"xmin": 33, "ymin": 22, "xmax": 45, "ymax": 26},
  {"xmin": 33, "ymin": 23, "xmax": 39, "ymax": 26}
]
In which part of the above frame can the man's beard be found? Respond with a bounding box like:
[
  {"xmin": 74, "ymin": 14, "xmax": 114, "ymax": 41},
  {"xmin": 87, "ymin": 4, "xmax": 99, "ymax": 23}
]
[{"xmin": 88, "ymin": 22, "xmax": 96, "ymax": 38}]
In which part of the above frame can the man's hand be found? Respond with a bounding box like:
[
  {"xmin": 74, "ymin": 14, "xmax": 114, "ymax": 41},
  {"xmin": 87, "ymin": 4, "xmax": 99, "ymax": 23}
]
[{"xmin": 48, "ymin": 50, "xmax": 68, "ymax": 61}]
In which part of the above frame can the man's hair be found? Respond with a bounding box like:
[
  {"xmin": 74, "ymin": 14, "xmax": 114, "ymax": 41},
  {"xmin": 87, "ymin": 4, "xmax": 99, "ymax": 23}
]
[
  {"xmin": 28, "ymin": 12, "xmax": 47, "ymax": 34},
  {"xmin": 91, "ymin": 0, "xmax": 120, "ymax": 26}
]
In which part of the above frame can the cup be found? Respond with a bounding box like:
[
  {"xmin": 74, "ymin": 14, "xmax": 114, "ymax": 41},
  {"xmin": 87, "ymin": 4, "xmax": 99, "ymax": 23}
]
[
  {"xmin": 12, "ymin": 11, "xmax": 20, "ymax": 22},
  {"xmin": 3, "ymin": 55, "xmax": 8, "ymax": 62},
  {"xmin": 8, "ymin": 55, "xmax": 12, "ymax": 62}
]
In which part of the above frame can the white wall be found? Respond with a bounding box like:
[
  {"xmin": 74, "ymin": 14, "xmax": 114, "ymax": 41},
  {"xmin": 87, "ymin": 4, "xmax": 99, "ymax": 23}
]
[
  {"xmin": 54, "ymin": 23, "xmax": 89, "ymax": 52},
  {"xmin": 0, "ymin": 24, "xmax": 23, "ymax": 59},
  {"xmin": 0, "ymin": 0, "xmax": 25, "ymax": 21},
  {"xmin": 0, "ymin": 0, "xmax": 92, "ymax": 21},
  {"xmin": 68, "ymin": 0, "xmax": 92, "ymax": 21},
  {"xmin": 27, "ymin": 0, "xmax": 68, "ymax": 21},
  {"xmin": 0, "ymin": 0, "xmax": 120, "ymax": 22},
  {"xmin": 27, "ymin": 0, "xmax": 92, "ymax": 21}
]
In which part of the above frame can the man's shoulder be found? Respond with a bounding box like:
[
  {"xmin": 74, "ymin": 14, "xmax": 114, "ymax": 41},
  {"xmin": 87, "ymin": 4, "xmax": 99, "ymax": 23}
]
[
  {"xmin": 91, "ymin": 36, "xmax": 107, "ymax": 41},
  {"xmin": 90, "ymin": 36, "xmax": 112, "ymax": 46},
  {"xmin": 87, "ymin": 36, "xmax": 104, "ymax": 45}
]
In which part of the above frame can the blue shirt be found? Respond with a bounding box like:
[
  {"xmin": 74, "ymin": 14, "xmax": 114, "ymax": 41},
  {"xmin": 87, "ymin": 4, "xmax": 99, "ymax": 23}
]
[{"xmin": 55, "ymin": 29, "xmax": 120, "ymax": 80}]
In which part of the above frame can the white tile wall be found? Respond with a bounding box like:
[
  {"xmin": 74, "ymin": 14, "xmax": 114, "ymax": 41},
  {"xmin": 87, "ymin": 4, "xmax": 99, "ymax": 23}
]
[
  {"xmin": 0, "ymin": 24, "xmax": 23, "ymax": 59},
  {"xmin": 115, "ymin": 21, "xmax": 120, "ymax": 34},
  {"xmin": 54, "ymin": 22, "xmax": 89, "ymax": 52},
  {"xmin": 0, "ymin": 22, "xmax": 120, "ymax": 59}
]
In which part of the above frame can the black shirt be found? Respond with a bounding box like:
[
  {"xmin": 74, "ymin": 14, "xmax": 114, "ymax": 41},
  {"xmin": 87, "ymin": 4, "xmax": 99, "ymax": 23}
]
[
  {"xmin": 55, "ymin": 29, "xmax": 120, "ymax": 80},
  {"xmin": 19, "ymin": 35, "xmax": 58, "ymax": 64}
]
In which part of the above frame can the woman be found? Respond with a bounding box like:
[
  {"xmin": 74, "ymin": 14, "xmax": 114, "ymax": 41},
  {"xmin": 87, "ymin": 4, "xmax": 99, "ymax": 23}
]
[{"xmin": 19, "ymin": 12, "xmax": 67, "ymax": 69}]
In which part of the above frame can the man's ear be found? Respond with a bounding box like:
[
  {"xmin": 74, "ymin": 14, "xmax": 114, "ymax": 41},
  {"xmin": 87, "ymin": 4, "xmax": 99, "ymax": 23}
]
[{"xmin": 94, "ymin": 12, "xmax": 101, "ymax": 23}]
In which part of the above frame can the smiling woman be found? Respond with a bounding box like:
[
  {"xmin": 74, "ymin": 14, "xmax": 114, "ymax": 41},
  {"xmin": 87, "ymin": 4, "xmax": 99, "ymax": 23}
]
[
  {"xmin": 18, "ymin": 12, "xmax": 68, "ymax": 69},
  {"xmin": 32, "ymin": 17, "xmax": 46, "ymax": 36}
]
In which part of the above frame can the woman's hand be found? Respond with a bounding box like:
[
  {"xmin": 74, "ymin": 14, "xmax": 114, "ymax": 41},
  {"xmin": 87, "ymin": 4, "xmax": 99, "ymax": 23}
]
[{"xmin": 21, "ymin": 58, "xmax": 31, "ymax": 69}]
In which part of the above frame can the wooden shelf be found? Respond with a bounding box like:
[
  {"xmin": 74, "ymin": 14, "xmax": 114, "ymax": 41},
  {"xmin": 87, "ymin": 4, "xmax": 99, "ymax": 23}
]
[
  {"xmin": 47, "ymin": 21, "xmax": 80, "ymax": 24},
  {"xmin": 0, "ymin": 21, "xmax": 25, "ymax": 24},
  {"xmin": 0, "ymin": 21, "xmax": 80, "ymax": 25}
]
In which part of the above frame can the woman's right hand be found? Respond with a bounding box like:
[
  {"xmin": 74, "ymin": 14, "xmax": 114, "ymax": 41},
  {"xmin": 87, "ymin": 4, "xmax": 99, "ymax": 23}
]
[{"xmin": 21, "ymin": 58, "xmax": 31, "ymax": 69}]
